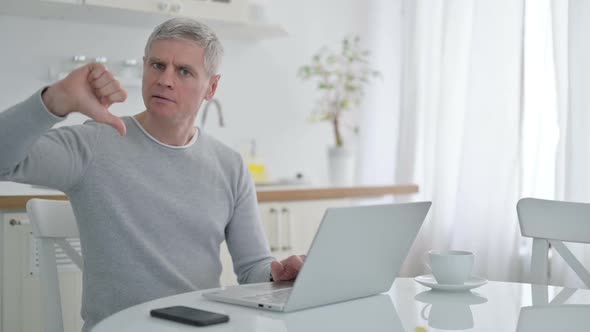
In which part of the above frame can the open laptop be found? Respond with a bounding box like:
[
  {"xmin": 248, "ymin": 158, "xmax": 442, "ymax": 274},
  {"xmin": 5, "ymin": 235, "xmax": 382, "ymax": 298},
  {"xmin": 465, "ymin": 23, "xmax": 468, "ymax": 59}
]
[{"xmin": 204, "ymin": 201, "xmax": 431, "ymax": 312}]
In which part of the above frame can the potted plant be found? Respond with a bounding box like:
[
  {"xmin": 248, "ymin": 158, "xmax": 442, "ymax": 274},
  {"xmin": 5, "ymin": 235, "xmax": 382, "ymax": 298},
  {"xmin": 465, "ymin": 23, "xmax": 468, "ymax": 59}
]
[{"xmin": 298, "ymin": 36, "xmax": 380, "ymax": 185}]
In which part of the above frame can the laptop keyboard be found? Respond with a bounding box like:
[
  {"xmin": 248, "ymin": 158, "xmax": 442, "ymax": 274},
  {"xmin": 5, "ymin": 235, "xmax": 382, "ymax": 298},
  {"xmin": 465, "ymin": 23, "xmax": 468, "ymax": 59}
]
[{"xmin": 243, "ymin": 288, "xmax": 293, "ymax": 304}]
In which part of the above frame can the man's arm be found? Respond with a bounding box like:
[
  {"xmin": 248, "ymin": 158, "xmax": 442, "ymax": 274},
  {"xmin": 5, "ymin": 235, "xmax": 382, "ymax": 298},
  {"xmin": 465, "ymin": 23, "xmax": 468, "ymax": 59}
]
[
  {"xmin": 224, "ymin": 161, "xmax": 307, "ymax": 284},
  {"xmin": 224, "ymin": 160, "xmax": 276, "ymax": 284},
  {"xmin": 0, "ymin": 64, "xmax": 127, "ymax": 191},
  {"xmin": 224, "ymin": 158, "xmax": 306, "ymax": 283}
]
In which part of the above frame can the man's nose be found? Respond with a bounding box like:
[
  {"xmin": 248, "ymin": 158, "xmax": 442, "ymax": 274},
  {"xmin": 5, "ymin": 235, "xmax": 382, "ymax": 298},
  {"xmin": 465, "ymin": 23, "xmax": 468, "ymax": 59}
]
[{"xmin": 157, "ymin": 68, "xmax": 175, "ymax": 88}]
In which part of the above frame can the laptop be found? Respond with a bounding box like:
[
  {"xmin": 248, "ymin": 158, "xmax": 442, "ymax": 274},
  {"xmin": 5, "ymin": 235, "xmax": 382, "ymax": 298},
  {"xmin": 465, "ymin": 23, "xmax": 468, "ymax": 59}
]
[{"xmin": 204, "ymin": 201, "xmax": 431, "ymax": 312}]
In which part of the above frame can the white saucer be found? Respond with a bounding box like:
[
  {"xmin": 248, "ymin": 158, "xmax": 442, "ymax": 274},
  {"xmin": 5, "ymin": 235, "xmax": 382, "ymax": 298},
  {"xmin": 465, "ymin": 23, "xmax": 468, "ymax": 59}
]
[{"xmin": 414, "ymin": 274, "xmax": 488, "ymax": 292}]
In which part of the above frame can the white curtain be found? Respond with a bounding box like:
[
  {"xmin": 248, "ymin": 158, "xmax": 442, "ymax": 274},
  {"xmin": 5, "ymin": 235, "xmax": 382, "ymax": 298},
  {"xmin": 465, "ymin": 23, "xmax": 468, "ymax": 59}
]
[
  {"xmin": 517, "ymin": 0, "xmax": 590, "ymax": 288},
  {"xmin": 361, "ymin": 0, "xmax": 525, "ymax": 281},
  {"xmin": 518, "ymin": 0, "xmax": 560, "ymax": 284},
  {"xmin": 548, "ymin": 0, "xmax": 590, "ymax": 288}
]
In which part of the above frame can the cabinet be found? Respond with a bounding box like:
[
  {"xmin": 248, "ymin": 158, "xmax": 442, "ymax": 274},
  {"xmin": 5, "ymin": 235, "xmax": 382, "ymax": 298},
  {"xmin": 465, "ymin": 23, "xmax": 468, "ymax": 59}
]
[
  {"xmin": 260, "ymin": 200, "xmax": 351, "ymax": 263},
  {"xmin": 84, "ymin": 0, "xmax": 249, "ymax": 23},
  {"xmin": 1, "ymin": 0, "xmax": 287, "ymax": 40}
]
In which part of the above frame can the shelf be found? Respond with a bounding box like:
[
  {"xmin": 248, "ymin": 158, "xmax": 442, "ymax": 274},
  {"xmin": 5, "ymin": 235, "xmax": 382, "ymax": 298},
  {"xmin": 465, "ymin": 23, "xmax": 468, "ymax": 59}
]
[
  {"xmin": 48, "ymin": 68, "xmax": 143, "ymax": 87},
  {"xmin": 207, "ymin": 21, "xmax": 287, "ymax": 40},
  {"xmin": 0, "ymin": 0, "xmax": 287, "ymax": 41}
]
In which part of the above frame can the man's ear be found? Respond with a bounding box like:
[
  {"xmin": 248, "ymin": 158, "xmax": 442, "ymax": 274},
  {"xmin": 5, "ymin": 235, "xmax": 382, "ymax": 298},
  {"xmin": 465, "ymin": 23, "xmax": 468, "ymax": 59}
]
[{"xmin": 205, "ymin": 75, "xmax": 221, "ymax": 100}]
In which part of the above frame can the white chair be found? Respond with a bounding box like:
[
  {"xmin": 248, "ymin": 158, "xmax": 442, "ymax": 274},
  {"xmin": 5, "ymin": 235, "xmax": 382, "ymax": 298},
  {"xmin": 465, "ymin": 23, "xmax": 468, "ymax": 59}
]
[
  {"xmin": 517, "ymin": 198, "xmax": 590, "ymax": 288},
  {"xmin": 26, "ymin": 199, "xmax": 83, "ymax": 332}
]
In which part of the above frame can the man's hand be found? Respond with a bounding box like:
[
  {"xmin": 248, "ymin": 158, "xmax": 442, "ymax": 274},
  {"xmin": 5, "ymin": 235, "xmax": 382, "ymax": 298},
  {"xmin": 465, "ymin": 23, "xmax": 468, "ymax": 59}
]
[
  {"xmin": 271, "ymin": 255, "xmax": 306, "ymax": 282},
  {"xmin": 42, "ymin": 63, "xmax": 128, "ymax": 136}
]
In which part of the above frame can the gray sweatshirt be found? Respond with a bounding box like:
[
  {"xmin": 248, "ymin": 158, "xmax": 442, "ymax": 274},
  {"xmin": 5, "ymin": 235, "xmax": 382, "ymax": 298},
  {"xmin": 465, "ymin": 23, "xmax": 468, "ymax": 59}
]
[{"xmin": 0, "ymin": 91, "xmax": 274, "ymax": 331}]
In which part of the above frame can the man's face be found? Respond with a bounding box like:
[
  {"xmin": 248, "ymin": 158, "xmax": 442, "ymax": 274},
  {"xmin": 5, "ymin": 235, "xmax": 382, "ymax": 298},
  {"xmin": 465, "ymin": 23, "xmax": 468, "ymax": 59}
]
[{"xmin": 142, "ymin": 38, "xmax": 219, "ymax": 125}]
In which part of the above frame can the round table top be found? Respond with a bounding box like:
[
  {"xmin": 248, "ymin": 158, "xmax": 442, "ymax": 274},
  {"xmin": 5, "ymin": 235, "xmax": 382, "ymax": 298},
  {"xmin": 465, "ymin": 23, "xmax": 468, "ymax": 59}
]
[{"xmin": 93, "ymin": 277, "xmax": 590, "ymax": 332}]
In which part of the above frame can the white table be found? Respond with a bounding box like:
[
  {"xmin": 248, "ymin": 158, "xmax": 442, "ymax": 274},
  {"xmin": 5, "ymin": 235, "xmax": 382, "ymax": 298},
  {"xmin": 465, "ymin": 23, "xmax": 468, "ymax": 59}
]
[{"xmin": 92, "ymin": 278, "xmax": 590, "ymax": 331}]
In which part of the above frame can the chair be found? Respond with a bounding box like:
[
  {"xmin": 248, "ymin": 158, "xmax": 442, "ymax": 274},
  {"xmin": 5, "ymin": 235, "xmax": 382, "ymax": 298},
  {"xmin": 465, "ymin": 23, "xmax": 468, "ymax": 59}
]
[
  {"xmin": 26, "ymin": 199, "xmax": 83, "ymax": 332},
  {"xmin": 517, "ymin": 198, "xmax": 590, "ymax": 288}
]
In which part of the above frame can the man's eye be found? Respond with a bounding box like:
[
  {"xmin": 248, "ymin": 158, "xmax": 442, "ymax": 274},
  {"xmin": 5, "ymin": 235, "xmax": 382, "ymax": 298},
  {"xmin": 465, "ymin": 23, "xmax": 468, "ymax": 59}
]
[
  {"xmin": 152, "ymin": 63, "xmax": 164, "ymax": 70},
  {"xmin": 179, "ymin": 68, "xmax": 192, "ymax": 77}
]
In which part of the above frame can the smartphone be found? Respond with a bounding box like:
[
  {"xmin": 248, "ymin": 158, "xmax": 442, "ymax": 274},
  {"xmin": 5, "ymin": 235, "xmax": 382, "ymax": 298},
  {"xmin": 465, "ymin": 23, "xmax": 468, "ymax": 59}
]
[{"xmin": 150, "ymin": 305, "xmax": 229, "ymax": 326}]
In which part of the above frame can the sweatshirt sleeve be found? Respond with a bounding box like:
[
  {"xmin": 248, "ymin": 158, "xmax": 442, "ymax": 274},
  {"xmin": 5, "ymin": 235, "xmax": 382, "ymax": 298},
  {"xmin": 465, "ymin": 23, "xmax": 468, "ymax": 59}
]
[
  {"xmin": 224, "ymin": 158, "xmax": 274, "ymax": 284},
  {"xmin": 0, "ymin": 89, "xmax": 97, "ymax": 193}
]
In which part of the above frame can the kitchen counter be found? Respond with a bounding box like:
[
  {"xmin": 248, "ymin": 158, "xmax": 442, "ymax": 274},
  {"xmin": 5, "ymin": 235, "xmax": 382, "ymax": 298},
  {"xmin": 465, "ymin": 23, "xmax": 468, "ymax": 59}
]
[
  {"xmin": 0, "ymin": 184, "xmax": 418, "ymax": 210},
  {"xmin": 256, "ymin": 184, "xmax": 418, "ymax": 202}
]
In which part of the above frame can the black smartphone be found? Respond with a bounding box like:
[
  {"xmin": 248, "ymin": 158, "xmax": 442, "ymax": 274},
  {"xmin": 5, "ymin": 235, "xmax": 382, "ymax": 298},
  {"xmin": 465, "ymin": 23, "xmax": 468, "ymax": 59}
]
[{"xmin": 150, "ymin": 305, "xmax": 229, "ymax": 326}]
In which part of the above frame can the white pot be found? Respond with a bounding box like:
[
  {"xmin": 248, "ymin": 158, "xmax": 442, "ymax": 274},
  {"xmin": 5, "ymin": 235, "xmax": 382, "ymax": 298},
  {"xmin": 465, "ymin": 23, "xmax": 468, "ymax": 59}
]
[{"xmin": 327, "ymin": 146, "xmax": 355, "ymax": 186}]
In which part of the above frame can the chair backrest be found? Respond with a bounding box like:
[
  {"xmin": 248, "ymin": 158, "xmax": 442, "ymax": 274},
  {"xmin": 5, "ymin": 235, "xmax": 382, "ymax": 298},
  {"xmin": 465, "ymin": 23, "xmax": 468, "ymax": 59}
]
[
  {"xmin": 26, "ymin": 199, "xmax": 83, "ymax": 332},
  {"xmin": 517, "ymin": 198, "xmax": 590, "ymax": 288}
]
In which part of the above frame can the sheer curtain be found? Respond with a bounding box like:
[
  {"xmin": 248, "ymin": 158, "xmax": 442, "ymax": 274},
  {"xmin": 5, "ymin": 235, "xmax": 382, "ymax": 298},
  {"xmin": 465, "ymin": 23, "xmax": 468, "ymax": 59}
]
[
  {"xmin": 549, "ymin": 0, "xmax": 590, "ymax": 288},
  {"xmin": 361, "ymin": 0, "xmax": 590, "ymax": 286},
  {"xmin": 512, "ymin": 0, "xmax": 590, "ymax": 288},
  {"xmin": 360, "ymin": 0, "xmax": 525, "ymax": 281}
]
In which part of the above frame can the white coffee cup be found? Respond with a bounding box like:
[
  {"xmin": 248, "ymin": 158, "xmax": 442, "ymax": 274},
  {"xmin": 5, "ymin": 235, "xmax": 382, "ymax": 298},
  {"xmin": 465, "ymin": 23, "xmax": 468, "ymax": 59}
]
[{"xmin": 428, "ymin": 250, "xmax": 474, "ymax": 285}]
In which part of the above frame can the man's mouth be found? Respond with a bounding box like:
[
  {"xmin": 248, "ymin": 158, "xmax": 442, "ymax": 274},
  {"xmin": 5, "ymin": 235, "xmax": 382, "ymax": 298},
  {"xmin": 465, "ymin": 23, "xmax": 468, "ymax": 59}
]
[{"xmin": 153, "ymin": 94, "xmax": 176, "ymax": 103}]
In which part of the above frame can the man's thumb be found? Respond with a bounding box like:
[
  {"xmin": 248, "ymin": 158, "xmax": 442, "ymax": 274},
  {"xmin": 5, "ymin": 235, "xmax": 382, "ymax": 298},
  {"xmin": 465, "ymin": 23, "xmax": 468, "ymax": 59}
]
[{"xmin": 102, "ymin": 112, "xmax": 127, "ymax": 136}]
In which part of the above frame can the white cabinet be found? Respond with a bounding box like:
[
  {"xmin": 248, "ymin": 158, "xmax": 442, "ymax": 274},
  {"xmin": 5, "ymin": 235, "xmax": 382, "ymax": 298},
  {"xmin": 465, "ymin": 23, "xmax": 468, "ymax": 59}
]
[
  {"xmin": 1, "ymin": 213, "xmax": 83, "ymax": 332},
  {"xmin": 85, "ymin": 0, "xmax": 249, "ymax": 23},
  {"xmin": 259, "ymin": 199, "xmax": 352, "ymax": 261},
  {"xmin": 1, "ymin": 0, "xmax": 287, "ymax": 40}
]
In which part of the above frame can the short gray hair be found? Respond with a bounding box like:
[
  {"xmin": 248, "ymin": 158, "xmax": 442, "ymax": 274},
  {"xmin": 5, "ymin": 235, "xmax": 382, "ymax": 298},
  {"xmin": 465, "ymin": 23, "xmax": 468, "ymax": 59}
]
[{"xmin": 144, "ymin": 18, "xmax": 224, "ymax": 77}]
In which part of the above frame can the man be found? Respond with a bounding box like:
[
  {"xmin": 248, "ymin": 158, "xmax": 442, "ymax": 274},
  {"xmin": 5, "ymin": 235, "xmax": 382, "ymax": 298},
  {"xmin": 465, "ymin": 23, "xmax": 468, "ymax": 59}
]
[{"xmin": 0, "ymin": 18, "xmax": 303, "ymax": 331}]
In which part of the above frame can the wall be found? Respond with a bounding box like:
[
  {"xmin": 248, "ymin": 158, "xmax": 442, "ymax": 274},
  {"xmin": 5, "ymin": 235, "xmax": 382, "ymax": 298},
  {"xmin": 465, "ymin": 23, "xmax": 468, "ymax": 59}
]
[{"xmin": 0, "ymin": 0, "xmax": 371, "ymax": 194}]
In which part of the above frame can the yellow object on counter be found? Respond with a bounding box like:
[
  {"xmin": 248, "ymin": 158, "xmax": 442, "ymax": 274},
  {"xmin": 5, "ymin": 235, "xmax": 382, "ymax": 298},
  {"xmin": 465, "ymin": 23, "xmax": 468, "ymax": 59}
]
[
  {"xmin": 247, "ymin": 163, "xmax": 268, "ymax": 183},
  {"xmin": 244, "ymin": 139, "xmax": 268, "ymax": 183}
]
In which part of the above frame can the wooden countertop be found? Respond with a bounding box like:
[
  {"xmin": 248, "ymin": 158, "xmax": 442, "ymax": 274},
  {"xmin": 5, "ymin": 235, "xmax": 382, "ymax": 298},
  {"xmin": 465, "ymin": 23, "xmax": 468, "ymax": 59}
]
[
  {"xmin": 0, "ymin": 184, "xmax": 418, "ymax": 210},
  {"xmin": 256, "ymin": 184, "xmax": 418, "ymax": 202}
]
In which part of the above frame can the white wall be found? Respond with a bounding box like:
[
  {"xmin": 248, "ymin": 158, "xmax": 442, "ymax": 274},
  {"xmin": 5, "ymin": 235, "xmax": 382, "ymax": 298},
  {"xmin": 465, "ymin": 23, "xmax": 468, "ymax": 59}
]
[{"xmin": 0, "ymin": 0, "xmax": 370, "ymax": 194}]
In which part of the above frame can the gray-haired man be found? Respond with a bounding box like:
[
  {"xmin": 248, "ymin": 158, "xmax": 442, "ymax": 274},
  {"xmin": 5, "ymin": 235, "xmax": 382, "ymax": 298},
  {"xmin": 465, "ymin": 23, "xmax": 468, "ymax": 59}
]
[{"xmin": 0, "ymin": 18, "xmax": 304, "ymax": 331}]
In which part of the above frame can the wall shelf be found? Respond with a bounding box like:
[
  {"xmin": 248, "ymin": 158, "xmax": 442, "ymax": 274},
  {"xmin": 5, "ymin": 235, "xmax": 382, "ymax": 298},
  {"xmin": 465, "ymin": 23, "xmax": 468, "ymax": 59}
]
[
  {"xmin": 0, "ymin": 0, "xmax": 287, "ymax": 41},
  {"xmin": 49, "ymin": 65, "xmax": 143, "ymax": 88}
]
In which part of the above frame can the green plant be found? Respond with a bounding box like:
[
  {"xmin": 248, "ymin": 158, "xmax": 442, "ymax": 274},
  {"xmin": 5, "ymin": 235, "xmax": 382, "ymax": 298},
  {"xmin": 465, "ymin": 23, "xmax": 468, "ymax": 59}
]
[{"xmin": 298, "ymin": 36, "xmax": 380, "ymax": 147}]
